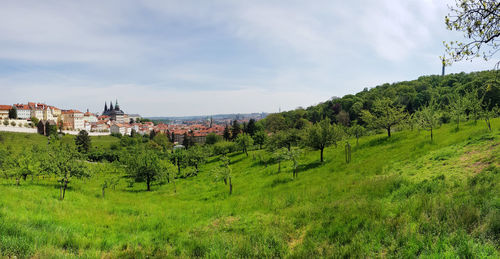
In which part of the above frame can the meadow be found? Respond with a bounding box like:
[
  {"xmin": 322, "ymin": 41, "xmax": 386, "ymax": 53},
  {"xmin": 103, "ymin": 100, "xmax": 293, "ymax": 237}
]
[{"xmin": 0, "ymin": 119, "xmax": 499, "ymax": 258}]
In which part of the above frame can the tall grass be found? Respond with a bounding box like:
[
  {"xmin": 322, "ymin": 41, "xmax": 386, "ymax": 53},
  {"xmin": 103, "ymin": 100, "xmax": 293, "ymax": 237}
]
[{"xmin": 0, "ymin": 119, "xmax": 498, "ymax": 257}]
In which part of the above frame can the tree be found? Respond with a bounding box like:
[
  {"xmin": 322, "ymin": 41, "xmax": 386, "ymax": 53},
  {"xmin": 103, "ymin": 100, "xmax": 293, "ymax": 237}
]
[
  {"xmin": 265, "ymin": 113, "xmax": 287, "ymax": 132},
  {"xmin": 273, "ymin": 147, "xmax": 288, "ymax": 173},
  {"xmin": 285, "ymin": 147, "xmax": 302, "ymax": 179},
  {"xmin": 415, "ymin": 100, "xmax": 441, "ymax": 141},
  {"xmin": 482, "ymin": 105, "xmax": 499, "ymax": 131},
  {"xmin": 231, "ymin": 120, "xmax": 241, "ymax": 140},
  {"xmin": 213, "ymin": 155, "xmax": 233, "ymax": 195},
  {"xmin": 10, "ymin": 147, "xmax": 40, "ymax": 185},
  {"xmin": 75, "ymin": 130, "xmax": 91, "ymax": 153},
  {"xmin": 246, "ymin": 118, "xmax": 257, "ymax": 136},
  {"xmin": 223, "ymin": 124, "xmax": 231, "ymax": 141},
  {"xmin": 126, "ymin": 147, "xmax": 165, "ymax": 191},
  {"xmin": 305, "ymin": 118, "xmax": 344, "ymax": 163},
  {"xmin": 448, "ymin": 92, "xmax": 469, "ymax": 130},
  {"xmin": 30, "ymin": 116, "xmax": 39, "ymax": 126},
  {"xmin": 360, "ymin": 98, "xmax": 408, "ymax": 137},
  {"xmin": 252, "ymin": 130, "xmax": 267, "ymax": 149},
  {"xmin": 235, "ymin": 133, "xmax": 253, "ymax": 157},
  {"xmin": 348, "ymin": 124, "xmax": 365, "ymax": 145},
  {"xmin": 466, "ymin": 89, "xmax": 484, "ymax": 123},
  {"xmin": 171, "ymin": 148, "xmax": 187, "ymax": 176},
  {"xmin": 45, "ymin": 143, "xmax": 89, "ymax": 200},
  {"xmin": 444, "ymin": 0, "xmax": 500, "ymax": 62},
  {"xmin": 186, "ymin": 145, "xmax": 208, "ymax": 174},
  {"xmin": 8, "ymin": 106, "xmax": 17, "ymax": 119}
]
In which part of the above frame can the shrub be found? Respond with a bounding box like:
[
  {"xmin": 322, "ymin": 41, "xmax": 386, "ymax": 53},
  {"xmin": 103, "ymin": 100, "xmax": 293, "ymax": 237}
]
[{"xmin": 10, "ymin": 121, "xmax": 16, "ymax": 126}]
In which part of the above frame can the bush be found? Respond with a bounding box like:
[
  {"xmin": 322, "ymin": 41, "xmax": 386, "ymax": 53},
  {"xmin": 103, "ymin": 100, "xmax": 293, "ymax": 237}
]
[
  {"xmin": 10, "ymin": 121, "xmax": 16, "ymax": 126},
  {"xmin": 2, "ymin": 119, "xmax": 8, "ymax": 126},
  {"xmin": 110, "ymin": 132, "xmax": 122, "ymax": 138},
  {"xmin": 213, "ymin": 141, "xmax": 237, "ymax": 155}
]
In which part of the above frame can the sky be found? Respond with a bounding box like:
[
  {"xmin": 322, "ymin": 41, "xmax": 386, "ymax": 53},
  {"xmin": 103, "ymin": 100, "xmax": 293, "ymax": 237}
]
[{"xmin": 0, "ymin": 0, "xmax": 498, "ymax": 117}]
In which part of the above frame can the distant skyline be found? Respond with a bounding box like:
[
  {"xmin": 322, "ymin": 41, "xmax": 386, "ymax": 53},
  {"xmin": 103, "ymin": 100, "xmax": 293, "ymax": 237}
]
[{"xmin": 0, "ymin": 0, "xmax": 498, "ymax": 116}]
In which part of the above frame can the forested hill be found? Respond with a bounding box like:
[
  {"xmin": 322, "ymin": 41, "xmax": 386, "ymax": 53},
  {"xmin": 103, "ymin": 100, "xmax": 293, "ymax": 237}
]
[{"xmin": 271, "ymin": 70, "xmax": 500, "ymax": 128}]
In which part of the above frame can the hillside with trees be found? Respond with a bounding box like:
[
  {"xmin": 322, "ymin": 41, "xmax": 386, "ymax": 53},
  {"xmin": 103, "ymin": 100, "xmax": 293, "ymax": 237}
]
[{"xmin": 0, "ymin": 69, "xmax": 499, "ymax": 257}]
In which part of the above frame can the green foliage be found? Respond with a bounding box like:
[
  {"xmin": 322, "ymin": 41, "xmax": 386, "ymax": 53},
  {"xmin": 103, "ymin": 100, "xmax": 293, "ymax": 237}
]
[
  {"xmin": 444, "ymin": 0, "xmax": 499, "ymax": 62},
  {"xmin": 415, "ymin": 99, "xmax": 441, "ymax": 141},
  {"xmin": 213, "ymin": 141, "xmax": 237, "ymax": 155},
  {"xmin": 361, "ymin": 98, "xmax": 408, "ymax": 137},
  {"xmin": 205, "ymin": 132, "xmax": 222, "ymax": 145},
  {"xmin": 125, "ymin": 147, "xmax": 165, "ymax": 191},
  {"xmin": 264, "ymin": 113, "xmax": 287, "ymax": 133},
  {"xmin": 8, "ymin": 106, "xmax": 17, "ymax": 119},
  {"xmin": 30, "ymin": 116, "xmax": 39, "ymax": 126},
  {"xmin": 252, "ymin": 130, "xmax": 267, "ymax": 149},
  {"xmin": 448, "ymin": 91, "xmax": 469, "ymax": 130},
  {"xmin": 305, "ymin": 118, "xmax": 344, "ymax": 162},
  {"xmin": 348, "ymin": 123, "xmax": 365, "ymax": 145},
  {"xmin": 223, "ymin": 124, "xmax": 231, "ymax": 141},
  {"xmin": 231, "ymin": 120, "xmax": 241, "ymax": 140},
  {"xmin": 235, "ymin": 133, "xmax": 253, "ymax": 157},
  {"xmin": 2, "ymin": 119, "xmax": 8, "ymax": 126},
  {"xmin": 75, "ymin": 130, "xmax": 91, "ymax": 153}
]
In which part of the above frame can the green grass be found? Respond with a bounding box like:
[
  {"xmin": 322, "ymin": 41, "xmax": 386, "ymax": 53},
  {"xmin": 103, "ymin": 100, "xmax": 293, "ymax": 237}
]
[{"xmin": 0, "ymin": 119, "xmax": 499, "ymax": 258}]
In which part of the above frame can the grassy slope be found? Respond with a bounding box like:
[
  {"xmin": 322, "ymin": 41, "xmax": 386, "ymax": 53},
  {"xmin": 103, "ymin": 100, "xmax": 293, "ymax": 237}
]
[{"xmin": 0, "ymin": 119, "xmax": 499, "ymax": 258}]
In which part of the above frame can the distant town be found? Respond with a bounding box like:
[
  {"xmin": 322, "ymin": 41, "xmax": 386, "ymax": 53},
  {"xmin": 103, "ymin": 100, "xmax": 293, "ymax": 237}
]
[{"xmin": 0, "ymin": 100, "xmax": 267, "ymax": 144}]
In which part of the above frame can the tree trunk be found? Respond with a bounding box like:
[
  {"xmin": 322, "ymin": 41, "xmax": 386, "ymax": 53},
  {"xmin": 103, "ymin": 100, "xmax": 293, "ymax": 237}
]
[
  {"xmin": 486, "ymin": 118, "xmax": 491, "ymax": 131},
  {"xmin": 229, "ymin": 177, "xmax": 232, "ymax": 195},
  {"xmin": 224, "ymin": 178, "xmax": 227, "ymax": 185},
  {"xmin": 245, "ymin": 148, "xmax": 248, "ymax": 157},
  {"xmin": 430, "ymin": 128, "xmax": 433, "ymax": 141},
  {"xmin": 320, "ymin": 147, "xmax": 324, "ymax": 163},
  {"xmin": 356, "ymin": 137, "xmax": 359, "ymax": 146},
  {"xmin": 177, "ymin": 160, "xmax": 181, "ymax": 175},
  {"xmin": 16, "ymin": 177, "xmax": 19, "ymax": 186},
  {"xmin": 62, "ymin": 180, "xmax": 68, "ymax": 200},
  {"xmin": 102, "ymin": 187, "xmax": 105, "ymax": 198},
  {"xmin": 22, "ymin": 174, "xmax": 27, "ymax": 181},
  {"xmin": 146, "ymin": 177, "xmax": 151, "ymax": 191},
  {"xmin": 293, "ymin": 168, "xmax": 297, "ymax": 179},
  {"xmin": 278, "ymin": 160, "xmax": 281, "ymax": 173},
  {"xmin": 60, "ymin": 184, "xmax": 63, "ymax": 200},
  {"xmin": 387, "ymin": 127, "xmax": 391, "ymax": 137}
]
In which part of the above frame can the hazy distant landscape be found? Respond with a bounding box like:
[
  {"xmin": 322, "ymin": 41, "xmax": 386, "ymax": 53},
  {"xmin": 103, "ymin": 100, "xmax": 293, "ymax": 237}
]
[{"xmin": 0, "ymin": 0, "xmax": 499, "ymax": 258}]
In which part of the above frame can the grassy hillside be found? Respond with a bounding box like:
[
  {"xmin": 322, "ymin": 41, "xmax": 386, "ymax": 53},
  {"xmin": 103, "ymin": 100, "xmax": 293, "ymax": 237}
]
[{"xmin": 0, "ymin": 119, "xmax": 499, "ymax": 258}]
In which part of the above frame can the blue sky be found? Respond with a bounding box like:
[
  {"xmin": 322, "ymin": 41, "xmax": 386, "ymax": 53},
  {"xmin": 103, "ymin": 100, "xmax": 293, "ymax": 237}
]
[{"xmin": 0, "ymin": 0, "xmax": 498, "ymax": 116}]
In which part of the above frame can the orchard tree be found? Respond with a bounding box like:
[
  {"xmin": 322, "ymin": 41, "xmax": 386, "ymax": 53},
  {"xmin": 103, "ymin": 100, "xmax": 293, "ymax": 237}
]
[
  {"xmin": 235, "ymin": 133, "xmax": 254, "ymax": 157},
  {"xmin": 444, "ymin": 0, "xmax": 500, "ymax": 62},
  {"xmin": 265, "ymin": 113, "xmax": 287, "ymax": 133},
  {"xmin": 482, "ymin": 105, "xmax": 499, "ymax": 131},
  {"xmin": 45, "ymin": 143, "xmax": 89, "ymax": 200},
  {"xmin": 466, "ymin": 89, "xmax": 484, "ymax": 123},
  {"xmin": 213, "ymin": 155, "xmax": 233, "ymax": 195},
  {"xmin": 360, "ymin": 98, "xmax": 407, "ymax": 137},
  {"xmin": 448, "ymin": 91, "xmax": 469, "ymax": 130},
  {"xmin": 126, "ymin": 147, "xmax": 165, "ymax": 191},
  {"xmin": 348, "ymin": 124, "xmax": 365, "ymax": 145},
  {"xmin": 305, "ymin": 118, "xmax": 344, "ymax": 163},
  {"xmin": 171, "ymin": 148, "xmax": 187, "ymax": 176},
  {"xmin": 75, "ymin": 130, "xmax": 91, "ymax": 153},
  {"xmin": 415, "ymin": 100, "xmax": 441, "ymax": 141},
  {"xmin": 285, "ymin": 147, "xmax": 302, "ymax": 179},
  {"xmin": 273, "ymin": 147, "xmax": 288, "ymax": 173},
  {"xmin": 186, "ymin": 145, "xmax": 208, "ymax": 174}
]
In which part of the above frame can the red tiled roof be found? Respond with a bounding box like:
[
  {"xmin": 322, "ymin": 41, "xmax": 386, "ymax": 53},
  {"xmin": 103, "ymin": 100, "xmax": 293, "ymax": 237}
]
[{"xmin": 0, "ymin": 105, "xmax": 12, "ymax": 110}]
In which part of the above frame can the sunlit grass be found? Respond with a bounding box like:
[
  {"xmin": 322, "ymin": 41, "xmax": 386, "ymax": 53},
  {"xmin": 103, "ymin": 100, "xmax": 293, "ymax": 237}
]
[{"xmin": 0, "ymin": 118, "xmax": 499, "ymax": 257}]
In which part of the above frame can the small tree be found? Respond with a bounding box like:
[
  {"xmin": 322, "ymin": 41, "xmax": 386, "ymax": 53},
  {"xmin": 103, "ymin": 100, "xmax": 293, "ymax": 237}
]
[
  {"xmin": 348, "ymin": 124, "xmax": 366, "ymax": 145},
  {"xmin": 285, "ymin": 147, "xmax": 302, "ymax": 179},
  {"xmin": 45, "ymin": 143, "xmax": 89, "ymax": 200},
  {"xmin": 186, "ymin": 145, "xmax": 208, "ymax": 174},
  {"xmin": 360, "ymin": 98, "xmax": 407, "ymax": 137},
  {"xmin": 305, "ymin": 118, "xmax": 344, "ymax": 163},
  {"xmin": 8, "ymin": 106, "xmax": 17, "ymax": 119},
  {"xmin": 235, "ymin": 133, "xmax": 254, "ymax": 157},
  {"xmin": 482, "ymin": 105, "xmax": 499, "ymax": 131},
  {"xmin": 213, "ymin": 155, "xmax": 233, "ymax": 194},
  {"xmin": 75, "ymin": 130, "xmax": 91, "ymax": 153},
  {"xmin": 415, "ymin": 100, "xmax": 441, "ymax": 141},
  {"xmin": 466, "ymin": 89, "xmax": 484, "ymax": 123},
  {"xmin": 252, "ymin": 130, "xmax": 267, "ymax": 149},
  {"xmin": 273, "ymin": 147, "xmax": 288, "ymax": 173},
  {"xmin": 171, "ymin": 148, "xmax": 187, "ymax": 177},
  {"xmin": 448, "ymin": 92, "xmax": 468, "ymax": 130},
  {"xmin": 126, "ymin": 147, "xmax": 165, "ymax": 191}
]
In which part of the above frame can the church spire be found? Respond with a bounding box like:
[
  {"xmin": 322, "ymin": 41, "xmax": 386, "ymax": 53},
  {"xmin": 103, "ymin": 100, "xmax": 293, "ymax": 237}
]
[
  {"xmin": 115, "ymin": 99, "xmax": 120, "ymax": 110},
  {"xmin": 109, "ymin": 101, "xmax": 114, "ymax": 110},
  {"xmin": 104, "ymin": 102, "xmax": 108, "ymax": 112}
]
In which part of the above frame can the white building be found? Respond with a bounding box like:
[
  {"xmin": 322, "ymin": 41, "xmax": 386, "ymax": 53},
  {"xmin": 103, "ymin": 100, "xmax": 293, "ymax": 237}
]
[
  {"xmin": 61, "ymin": 110, "xmax": 84, "ymax": 130},
  {"xmin": 14, "ymin": 104, "xmax": 32, "ymax": 119},
  {"xmin": 110, "ymin": 123, "xmax": 131, "ymax": 136}
]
